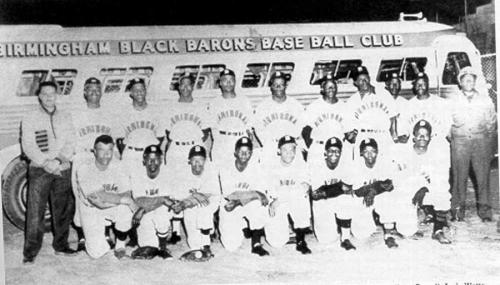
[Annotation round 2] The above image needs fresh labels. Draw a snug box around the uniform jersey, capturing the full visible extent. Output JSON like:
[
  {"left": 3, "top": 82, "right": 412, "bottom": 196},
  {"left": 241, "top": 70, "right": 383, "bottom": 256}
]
[
  {"left": 76, "top": 161, "right": 129, "bottom": 197},
  {"left": 130, "top": 169, "right": 170, "bottom": 198},
  {"left": 163, "top": 100, "right": 210, "bottom": 143},
  {"left": 167, "top": 163, "right": 220, "bottom": 200},
  {"left": 219, "top": 158, "right": 265, "bottom": 197},
  {"left": 254, "top": 96, "right": 305, "bottom": 145},
  {"left": 400, "top": 95, "right": 452, "bottom": 140},
  {"left": 265, "top": 156, "right": 310, "bottom": 199},
  {"left": 309, "top": 157, "right": 352, "bottom": 191},
  {"left": 346, "top": 90, "right": 397, "bottom": 133},
  {"left": 209, "top": 95, "right": 254, "bottom": 136},
  {"left": 72, "top": 107, "right": 115, "bottom": 153},
  {"left": 350, "top": 156, "right": 395, "bottom": 189},
  {"left": 304, "top": 98, "right": 354, "bottom": 141},
  {"left": 114, "top": 104, "right": 163, "bottom": 148}
]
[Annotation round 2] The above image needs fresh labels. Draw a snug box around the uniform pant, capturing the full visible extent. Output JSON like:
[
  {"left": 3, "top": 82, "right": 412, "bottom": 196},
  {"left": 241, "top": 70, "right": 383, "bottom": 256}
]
[
  {"left": 24, "top": 167, "right": 74, "bottom": 260},
  {"left": 374, "top": 189, "right": 418, "bottom": 236},
  {"left": 137, "top": 206, "right": 173, "bottom": 248},
  {"left": 451, "top": 135, "right": 493, "bottom": 218},
  {"left": 71, "top": 152, "right": 94, "bottom": 227},
  {"left": 219, "top": 200, "right": 268, "bottom": 251},
  {"left": 182, "top": 196, "right": 219, "bottom": 250},
  {"left": 80, "top": 204, "right": 133, "bottom": 259},
  {"left": 265, "top": 193, "right": 310, "bottom": 248}
]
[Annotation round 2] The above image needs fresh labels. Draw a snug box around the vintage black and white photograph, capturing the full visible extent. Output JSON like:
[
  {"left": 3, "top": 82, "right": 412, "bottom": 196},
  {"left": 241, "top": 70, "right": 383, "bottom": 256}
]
[{"left": 0, "top": 0, "right": 498, "bottom": 284}]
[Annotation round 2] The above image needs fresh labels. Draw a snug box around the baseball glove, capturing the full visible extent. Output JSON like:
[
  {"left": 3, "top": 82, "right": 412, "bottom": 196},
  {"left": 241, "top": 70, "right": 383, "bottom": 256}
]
[
  {"left": 311, "top": 182, "right": 345, "bottom": 201},
  {"left": 179, "top": 249, "right": 212, "bottom": 262},
  {"left": 372, "top": 179, "right": 394, "bottom": 194},
  {"left": 363, "top": 188, "right": 377, "bottom": 207}
]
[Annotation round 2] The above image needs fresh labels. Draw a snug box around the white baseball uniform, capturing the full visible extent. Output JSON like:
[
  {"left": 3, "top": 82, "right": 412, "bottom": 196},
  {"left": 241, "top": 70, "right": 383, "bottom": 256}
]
[
  {"left": 218, "top": 157, "right": 267, "bottom": 251},
  {"left": 71, "top": 107, "right": 116, "bottom": 227},
  {"left": 209, "top": 95, "right": 255, "bottom": 167},
  {"left": 304, "top": 97, "right": 355, "bottom": 165},
  {"left": 130, "top": 169, "right": 173, "bottom": 248},
  {"left": 254, "top": 96, "right": 305, "bottom": 164},
  {"left": 264, "top": 156, "right": 311, "bottom": 248},
  {"left": 75, "top": 160, "right": 132, "bottom": 258},
  {"left": 166, "top": 162, "right": 220, "bottom": 250},
  {"left": 163, "top": 100, "right": 211, "bottom": 171}
]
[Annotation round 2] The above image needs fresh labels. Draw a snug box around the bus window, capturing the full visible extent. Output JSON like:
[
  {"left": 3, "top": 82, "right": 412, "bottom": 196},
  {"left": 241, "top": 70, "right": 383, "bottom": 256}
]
[
  {"left": 51, "top": 69, "right": 77, "bottom": 95},
  {"left": 242, "top": 62, "right": 295, "bottom": 88},
  {"left": 127, "top": 66, "right": 154, "bottom": 90},
  {"left": 16, "top": 70, "right": 49, "bottom": 97},
  {"left": 377, "top": 57, "right": 427, "bottom": 82},
  {"left": 442, "top": 52, "right": 471, "bottom": 85},
  {"left": 170, "top": 64, "right": 225, "bottom": 91},
  {"left": 310, "top": 60, "right": 361, "bottom": 85},
  {"left": 100, "top": 68, "right": 126, "bottom": 94}
]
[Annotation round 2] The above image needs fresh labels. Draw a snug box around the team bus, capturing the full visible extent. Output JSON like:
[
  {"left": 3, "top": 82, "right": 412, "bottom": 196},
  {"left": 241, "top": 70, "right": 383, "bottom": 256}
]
[{"left": 0, "top": 13, "right": 489, "bottom": 230}]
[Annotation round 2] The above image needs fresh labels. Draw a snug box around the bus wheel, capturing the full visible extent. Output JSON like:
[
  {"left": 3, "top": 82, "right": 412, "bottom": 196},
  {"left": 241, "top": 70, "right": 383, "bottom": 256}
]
[{"left": 2, "top": 158, "right": 52, "bottom": 232}]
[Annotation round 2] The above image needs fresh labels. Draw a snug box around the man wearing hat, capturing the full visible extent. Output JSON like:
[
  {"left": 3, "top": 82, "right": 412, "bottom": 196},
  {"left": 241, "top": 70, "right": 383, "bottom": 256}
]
[
  {"left": 21, "top": 81, "right": 77, "bottom": 264},
  {"left": 254, "top": 71, "right": 306, "bottom": 164},
  {"left": 264, "top": 135, "right": 312, "bottom": 254},
  {"left": 450, "top": 66, "right": 496, "bottom": 222},
  {"left": 168, "top": 145, "right": 220, "bottom": 261},
  {"left": 128, "top": 145, "right": 177, "bottom": 259},
  {"left": 394, "top": 120, "right": 452, "bottom": 243},
  {"left": 386, "top": 73, "right": 410, "bottom": 144},
  {"left": 114, "top": 78, "right": 164, "bottom": 175},
  {"left": 303, "top": 73, "right": 356, "bottom": 165},
  {"left": 309, "top": 136, "right": 363, "bottom": 250},
  {"left": 71, "top": 77, "right": 116, "bottom": 252},
  {"left": 209, "top": 69, "right": 257, "bottom": 167},
  {"left": 346, "top": 66, "right": 398, "bottom": 160},
  {"left": 218, "top": 137, "right": 270, "bottom": 256}
]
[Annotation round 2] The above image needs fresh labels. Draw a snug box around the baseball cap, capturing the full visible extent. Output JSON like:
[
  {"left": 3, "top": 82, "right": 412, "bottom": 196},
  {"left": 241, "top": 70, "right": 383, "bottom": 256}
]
[
  {"left": 37, "top": 81, "right": 59, "bottom": 95},
  {"left": 360, "top": 138, "right": 378, "bottom": 152},
  {"left": 143, "top": 144, "right": 163, "bottom": 158},
  {"left": 278, "top": 135, "right": 296, "bottom": 149},
  {"left": 325, "top": 137, "right": 342, "bottom": 151},
  {"left": 320, "top": 73, "right": 336, "bottom": 85},
  {"left": 353, "top": 66, "right": 369, "bottom": 81},
  {"left": 178, "top": 72, "right": 194, "bottom": 83},
  {"left": 269, "top": 71, "right": 290, "bottom": 85},
  {"left": 126, "top": 77, "right": 146, "bottom": 91},
  {"left": 388, "top": 73, "right": 401, "bottom": 82},
  {"left": 235, "top": 136, "right": 253, "bottom": 151},
  {"left": 457, "top": 66, "right": 479, "bottom": 81},
  {"left": 412, "top": 72, "right": 429, "bottom": 84},
  {"left": 413, "top": 120, "right": 432, "bottom": 136},
  {"left": 188, "top": 145, "right": 207, "bottom": 160},
  {"left": 219, "top": 68, "right": 235, "bottom": 78},
  {"left": 84, "top": 77, "right": 101, "bottom": 86}
]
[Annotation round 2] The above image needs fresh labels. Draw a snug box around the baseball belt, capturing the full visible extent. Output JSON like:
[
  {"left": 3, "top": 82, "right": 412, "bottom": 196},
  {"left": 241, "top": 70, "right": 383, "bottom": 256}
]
[
  {"left": 219, "top": 130, "right": 245, "bottom": 136},
  {"left": 359, "top": 129, "right": 388, "bottom": 133},
  {"left": 174, "top": 140, "right": 196, "bottom": 146},
  {"left": 127, "top": 146, "right": 145, "bottom": 151}
]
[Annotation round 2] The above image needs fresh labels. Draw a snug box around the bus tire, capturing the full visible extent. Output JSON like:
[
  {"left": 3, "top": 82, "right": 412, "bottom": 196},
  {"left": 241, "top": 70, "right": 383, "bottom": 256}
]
[{"left": 2, "top": 158, "right": 51, "bottom": 232}]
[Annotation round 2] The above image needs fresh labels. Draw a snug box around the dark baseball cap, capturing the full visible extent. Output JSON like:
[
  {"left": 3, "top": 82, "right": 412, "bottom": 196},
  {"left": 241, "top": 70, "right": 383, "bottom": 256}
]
[
  {"left": 235, "top": 136, "right": 253, "bottom": 151},
  {"left": 278, "top": 135, "right": 296, "bottom": 149},
  {"left": 353, "top": 66, "right": 369, "bottom": 81},
  {"left": 188, "top": 145, "right": 207, "bottom": 159},
  {"left": 84, "top": 77, "right": 101, "bottom": 85},
  {"left": 219, "top": 68, "right": 235, "bottom": 78},
  {"left": 412, "top": 72, "right": 429, "bottom": 85},
  {"left": 360, "top": 138, "right": 378, "bottom": 152},
  {"left": 126, "top": 77, "right": 146, "bottom": 91},
  {"left": 37, "top": 81, "right": 59, "bottom": 95},
  {"left": 320, "top": 73, "right": 336, "bottom": 85},
  {"left": 143, "top": 144, "right": 163, "bottom": 158},
  {"left": 178, "top": 72, "right": 194, "bottom": 83},
  {"left": 325, "top": 137, "right": 342, "bottom": 151},
  {"left": 269, "top": 71, "right": 290, "bottom": 85},
  {"left": 413, "top": 120, "right": 432, "bottom": 136}
]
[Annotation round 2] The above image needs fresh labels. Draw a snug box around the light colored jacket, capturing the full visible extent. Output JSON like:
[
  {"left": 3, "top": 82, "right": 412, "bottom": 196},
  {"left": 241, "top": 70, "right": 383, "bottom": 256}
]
[{"left": 451, "top": 90, "right": 497, "bottom": 138}]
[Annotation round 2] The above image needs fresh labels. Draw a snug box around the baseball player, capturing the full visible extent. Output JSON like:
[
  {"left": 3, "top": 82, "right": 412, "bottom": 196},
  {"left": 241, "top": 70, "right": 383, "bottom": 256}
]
[
  {"left": 395, "top": 120, "right": 452, "bottom": 244},
  {"left": 115, "top": 78, "right": 164, "bottom": 175},
  {"left": 219, "top": 137, "right": 270, "bottom": 256},
  {"left": 209, "top": 69, "right": 257, "bottom": 167},
  {"left": 264, "top": 136, "right": 312, "bottom": 254},
  {"left": 168, "top": 145, "right": 220, "bottom": 261},
  {"left": 398, "top": 72, "right": 452, "bottom": 147},
  {"left": 386, "top": 73, "right": 410, "bottom": 144},
  {"left": 75, "top": 135, "right": 136, "bottom": 259},
  {"left": 71, "top": 77, "right": 116, "bottom": 252},
  {"left": 254, "top": 71, "right": 306, "bottom": 164},
  {"left": 128, "top": 145, "right": 177, "bottom": 259},
  {"left": 303, "top": 74, "right": 355, "bottom": 165},
  {"left": 346, "top": 66, "right": 398, "bottom": 160}
]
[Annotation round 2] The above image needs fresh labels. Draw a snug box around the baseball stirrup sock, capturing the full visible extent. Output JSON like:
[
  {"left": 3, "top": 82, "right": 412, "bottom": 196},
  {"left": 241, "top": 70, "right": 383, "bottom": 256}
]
[
  {"left": 433, "top": 210, "right": 448, "bottom": 232},
  {"left": 251, "top": 229, "right": 265, "bottom": 247}
]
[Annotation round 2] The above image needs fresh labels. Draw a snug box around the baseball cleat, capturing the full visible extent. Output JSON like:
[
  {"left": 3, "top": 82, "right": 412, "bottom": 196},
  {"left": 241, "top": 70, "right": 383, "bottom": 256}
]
[
  {"left": 432, "top": 230, "right": 452, "bottom": 244},
  {"left": 54, "top": 247, "right": 78, "bottom": 256},
  {"left": 157, "top": 249, "right": 174, "bottom": 260},
  {"left": 22, "top": 256, "right": 35, "bottom": 264},
  {"left": 202, "top": 245, "right": 214, "bottom": 258},
  {"left": 77, "top": 239, "right": 86, "bottom": 252},
  {"left": 251, "top": 245, "right": 269, "bottom": 256},
  {"left": 296, "top": 241, "right": 312, "bottom": 255},
  {"left": 131, "top": 246, "right": 159, "bottom": 260},
  {"left": 410, "top": 231, "right": 425, "bottom": 240},
  {"left": 340, "top": 239, "right": 356, "bottom": 251},
  {"left": 167, "top": 232, "right": 181, "bottom": 245},
  {"left": 384, "top": 237, "right": 398, "bottom": 248},
  {"left": 114, "top": 248, "right": 128, "bottom": 259}
]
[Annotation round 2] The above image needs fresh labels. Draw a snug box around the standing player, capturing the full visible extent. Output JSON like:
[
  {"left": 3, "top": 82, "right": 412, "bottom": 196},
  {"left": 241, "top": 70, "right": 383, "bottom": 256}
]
[
  {"left": 71, "top": 77, "right": 115, "bottom": 252},
  {"left": 128, "top": 145, "right": 178, "bottom": 259},
  {"left": 386, "top": 73, "right": 410, "bottom": 144},
  {"left": 219, "top": 137, "right": 270, "bottom": 256},
  {"left": 169, "top": 145, "right": 220, "bottom": 261},
  {"left": 75, "top": 135, "right": 135, "bottom": 259},
  {"left": 209, "top": 69, "right": 256, "bottom": 167},
  {"left": 264, "top": 136, "right": 312, "bottom": 254},
  {"left": 303, "top": 74, "right": 355, "bottom": 165},
  {"left": 254, "top": 71, "right": 305, "bottom": 164}
]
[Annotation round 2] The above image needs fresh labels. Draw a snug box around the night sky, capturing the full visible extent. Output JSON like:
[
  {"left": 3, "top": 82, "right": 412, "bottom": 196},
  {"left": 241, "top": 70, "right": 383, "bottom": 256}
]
[{"left": 0, "top": 0, "right": 489, "bottom": 26}]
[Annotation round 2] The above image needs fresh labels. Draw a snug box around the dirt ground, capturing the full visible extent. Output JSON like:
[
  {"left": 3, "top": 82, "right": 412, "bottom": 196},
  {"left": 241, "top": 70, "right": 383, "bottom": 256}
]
[{"left": 3, "top": 169, "right": 500, "bottom": 285}]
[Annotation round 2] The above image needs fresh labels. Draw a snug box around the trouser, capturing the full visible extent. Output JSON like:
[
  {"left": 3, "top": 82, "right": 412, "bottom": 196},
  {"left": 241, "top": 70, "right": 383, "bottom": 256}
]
[
  {"left": 265, "top": 193, "right": 310, "bottom": 248},
  {"left": 71, "top": 152, "right": 94, "bottom": 227},
  {"left": 23, "top": 167, "right": 74, "bottom": 259},
  {"left": 137, "top": 206, "right": 173, "bottom": 248},
  {"left": 182, "top": 196, "right": 219, "bottom": 250},
  {"left": 80, "top": 204, "right": 133, "bottom": 259},
  {"left": 374, "top": 190, "right": 419, "bottom": 236},
  {"left": 219, "top": 200, "right": 268, "bottom": 251},
  {"left": 451, "top": 135, "right": 493, "bottom": 219}
]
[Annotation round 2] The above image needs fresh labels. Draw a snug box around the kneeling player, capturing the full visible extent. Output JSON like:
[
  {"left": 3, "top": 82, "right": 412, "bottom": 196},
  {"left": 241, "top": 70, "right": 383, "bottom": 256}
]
[
  {"left": 129, "top": 145, "right": 177, "bottom": 259},
  {"left": 265, "top": 136, "right": 312, "bottom": 254},
  {"left": 75, "top": 135, "right": 135, "bottom": 259},
  {"left": 219, "top": 137, "right": 270, "bottom": 256},
  {"left": 169, "top": 145, "right": 220, "bottom": 261}
]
